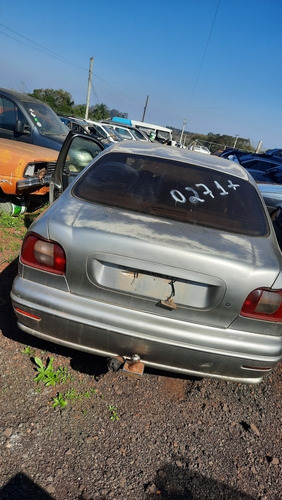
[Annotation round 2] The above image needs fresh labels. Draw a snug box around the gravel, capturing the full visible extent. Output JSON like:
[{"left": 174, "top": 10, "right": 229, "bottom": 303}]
[{"left": 0, "top": 260, "right": 281, "bottom": 500}]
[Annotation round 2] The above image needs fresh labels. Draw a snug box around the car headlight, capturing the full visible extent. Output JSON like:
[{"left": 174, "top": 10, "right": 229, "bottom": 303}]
[{"left": 24, "top": 163, "right": 36, "bottom": 177}]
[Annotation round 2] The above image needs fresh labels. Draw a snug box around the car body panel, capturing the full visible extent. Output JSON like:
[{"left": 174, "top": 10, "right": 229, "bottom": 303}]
[
  {"left": 11, "top": 276, "right": 281, "bottom": 383},
  {"left": 257, "top": 183, "right": 282, "bottom": 210},
  {"left": 43, "top": 197, "right": 277, "bottom": 326}
]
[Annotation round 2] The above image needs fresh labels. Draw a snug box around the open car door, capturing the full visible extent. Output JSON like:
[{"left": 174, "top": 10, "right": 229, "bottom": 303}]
[{"left": 49, "top": 131, "right": 105, "bottom": 203}]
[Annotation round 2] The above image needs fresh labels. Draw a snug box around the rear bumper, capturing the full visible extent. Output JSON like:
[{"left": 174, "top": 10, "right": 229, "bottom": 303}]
[{"left": 11, "top": 276, "right": 282, "bottom": 383}]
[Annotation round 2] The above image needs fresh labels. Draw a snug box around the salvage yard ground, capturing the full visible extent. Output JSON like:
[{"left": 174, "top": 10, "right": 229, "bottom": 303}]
[{"left": 0, "top": 208, "right": 281, "bottom": 499}]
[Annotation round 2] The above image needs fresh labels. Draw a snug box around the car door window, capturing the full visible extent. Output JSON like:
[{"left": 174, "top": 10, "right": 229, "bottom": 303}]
[
  {"left": 50, "top": 132, "right": 105, "bottom": 203},
  {"left": 115, "top": 127, "right": 132, "bottom": 139},
  {"left": 0, "top": 96, "right": 28, "bottom": 138},
  {"left": 64, "top": 136, "right": 103, "bottom": 173},
  {"left": 0, "top": 97, "right": 17, "bottom": 132}
]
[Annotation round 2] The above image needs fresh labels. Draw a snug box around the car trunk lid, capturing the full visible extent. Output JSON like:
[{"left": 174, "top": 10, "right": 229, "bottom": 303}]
[{"left": 48, "top": 200, "right": 280, "bottom": 329}]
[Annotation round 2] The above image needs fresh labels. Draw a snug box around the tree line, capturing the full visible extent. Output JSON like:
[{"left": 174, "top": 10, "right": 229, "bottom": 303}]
[
  {"left": 29, "top": 88, "right": 254, "bottom": 153},
  {"left": 29, "top": 88, "right": 128, "bottom": 122},
  {"left": 171, "top": 129, "right": 254, "bottom": 153}
]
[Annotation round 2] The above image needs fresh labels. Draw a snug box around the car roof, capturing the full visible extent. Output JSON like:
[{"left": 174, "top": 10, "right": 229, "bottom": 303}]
[
  {"left": 0, "top": 88, "right": 42, "bottom": 103},
  {"left": 265, "top": 148, "right": 282, "bottom": 154},
  {"left": 64, "top": 117, "right": 88, "bottom": 126},
  {"left": 102, "top": 141, "right": 250, "bottom": 180}
]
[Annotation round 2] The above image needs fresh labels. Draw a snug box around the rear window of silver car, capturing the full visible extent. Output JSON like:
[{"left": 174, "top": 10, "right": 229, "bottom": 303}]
[{"left": 73, "top": 152, "right": 268, "bottom": 236}]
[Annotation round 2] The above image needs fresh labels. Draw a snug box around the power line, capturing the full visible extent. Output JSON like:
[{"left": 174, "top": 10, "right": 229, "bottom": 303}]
[
  {"left": 0, "top": 23, "right": 146, "bottom": 111},
  {"left": 91, "top": 82, "right": 101, "bottom": 106},
  {"left": 0, "top": 23, "right": 87, "bottom": 71},
  {"left": 189, "top": 0, "right": 221, "bottom": 104}
]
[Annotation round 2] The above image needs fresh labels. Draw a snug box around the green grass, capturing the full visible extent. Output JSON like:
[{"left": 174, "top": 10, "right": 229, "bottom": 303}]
[
  {"left": 0, "top": 211, "right": 26, "bottom": 229},
  {"left": 0, "top": 205, "right": 48, "bottom": 265}
]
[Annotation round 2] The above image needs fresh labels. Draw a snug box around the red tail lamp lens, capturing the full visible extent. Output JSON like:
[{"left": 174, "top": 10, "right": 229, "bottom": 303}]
[
  {"left": 241, "top": 288, "right": 282, "bottom": 322},
  {"left": 15, "top": 307, "right": 41, "bottom": 320},
  {"left": 21, "top": 233, "right": 66, "bottom": 275}
]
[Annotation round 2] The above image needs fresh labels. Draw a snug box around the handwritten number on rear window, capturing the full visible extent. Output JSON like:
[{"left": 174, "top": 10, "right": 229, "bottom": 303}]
[{"left": 170, "top": 180, "right": 240, "bottom": 205}]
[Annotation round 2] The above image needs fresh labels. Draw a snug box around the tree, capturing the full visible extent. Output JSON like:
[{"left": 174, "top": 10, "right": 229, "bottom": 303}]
[
  {"left": 71, "top": 103, "right": 111, "bottom": 121},
  {"left": 29, "top": 89, "right": 74, "bottom": 115},
  {"left": 72, "top": 104, "right": 87, "bottom": 118},
  {"left": 110, "top": 109, "right": 128, "bottom": 119},
  {"left": 91, "top": 103, "right": 110, "bottom": 121}
]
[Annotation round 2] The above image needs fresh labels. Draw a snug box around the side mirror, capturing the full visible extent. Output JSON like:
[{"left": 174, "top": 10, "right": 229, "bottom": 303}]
[{"left": 15, "top": 119, "right": 30, "bottom": 135}]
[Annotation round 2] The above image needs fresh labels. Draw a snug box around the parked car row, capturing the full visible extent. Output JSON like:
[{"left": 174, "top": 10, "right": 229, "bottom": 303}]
[
  {"left": 101, "top": 121, "right": 149, "bottom": 142},
  {"left": 59, "top": 116, "right": 121, "bottom": 146},
  {"left": 215, "top": 148, "right": 282, "bottom": 212},
  {"left": 60, "top": 116, "right": 151, "bottom": 144}
]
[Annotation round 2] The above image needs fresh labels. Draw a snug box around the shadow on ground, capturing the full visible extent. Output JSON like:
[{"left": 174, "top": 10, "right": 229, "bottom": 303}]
[
  {"left": 0, "top": 472, "right": 54, "bottom": 500},
  {"left": 0, "top": 258, "right": 107, "bottom": 380},
  {"left": 145, "top": 457, "right": 256, "bottom": 499},
  {"left": 0, "top": 466, "right": 256, "bottom": 500}
]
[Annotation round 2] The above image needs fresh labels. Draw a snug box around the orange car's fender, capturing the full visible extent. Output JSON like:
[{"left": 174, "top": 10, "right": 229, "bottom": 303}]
[{"left": 0, "top": 140, "right": 58, "bottom": 196}]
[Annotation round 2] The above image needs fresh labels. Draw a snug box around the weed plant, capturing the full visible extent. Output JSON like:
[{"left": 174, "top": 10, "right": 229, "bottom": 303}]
[{"left": 22, "top": 350, "right": 120, "bottom": 420}]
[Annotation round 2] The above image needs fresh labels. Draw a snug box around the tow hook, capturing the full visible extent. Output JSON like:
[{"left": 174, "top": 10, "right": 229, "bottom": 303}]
[
  {"left": 123, "top": 354, "right": 144, "bottom": 377},
  {"left": 158, "top": 279, "right": 177, "bottom": 310}
]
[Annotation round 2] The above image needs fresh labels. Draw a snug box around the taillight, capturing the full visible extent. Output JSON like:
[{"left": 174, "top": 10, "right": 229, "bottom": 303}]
[
  {"left": 241, "top": 288, "right": 282, "bottom": 322},
  {"left": 20, "top": 233, "right": 66, "bottom": 275}
]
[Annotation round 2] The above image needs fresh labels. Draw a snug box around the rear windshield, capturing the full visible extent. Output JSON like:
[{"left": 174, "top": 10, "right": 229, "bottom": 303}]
[{"left": 73, "top": 152, "right": 268, "bottom": 236}]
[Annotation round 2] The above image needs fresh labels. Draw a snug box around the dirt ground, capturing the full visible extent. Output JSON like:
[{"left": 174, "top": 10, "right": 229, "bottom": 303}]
[{"left": 0, "top": 213, "right": 281, "bottom": 500}]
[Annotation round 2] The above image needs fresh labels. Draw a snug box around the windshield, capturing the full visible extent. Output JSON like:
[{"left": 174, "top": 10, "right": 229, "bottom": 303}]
[
  {"left": 103, "top": 125, "right": 120, "bottom": 141},
  {"left": 22, "top": 101, "right": 69, "bottom": 136},
  {"left": 112, "top": 126, "right": 133, "bottom": 140},
  {"left": 131, "top": 128, "right": 147, "bottom": 140},
  {"left": 73, "top": 152, "right": 268, "bottom": 237},
  {"left": 156, "top": 130, "right": 170, "bottom": 142},
  {"left": 136, "top": 125, "right": 170, "bottom": 143}
]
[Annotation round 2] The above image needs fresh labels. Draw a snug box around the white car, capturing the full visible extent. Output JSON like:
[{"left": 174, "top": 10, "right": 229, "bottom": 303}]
[
  {"left": 188, "top": 145, "right": 211, "bottom": 154},
  {"left": 102, "top": 123, "right": 149, "bottom": 142}
]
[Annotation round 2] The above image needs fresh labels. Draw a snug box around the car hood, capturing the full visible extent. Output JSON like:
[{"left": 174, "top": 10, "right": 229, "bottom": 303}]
[{"left": 0, "top": 139, "right": 59, "bottom": 161}]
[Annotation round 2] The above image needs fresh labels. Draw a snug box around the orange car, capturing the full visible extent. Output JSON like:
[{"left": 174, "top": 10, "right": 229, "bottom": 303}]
[{"left": 0, "top": 139, "right": 58, "bottom": 198}]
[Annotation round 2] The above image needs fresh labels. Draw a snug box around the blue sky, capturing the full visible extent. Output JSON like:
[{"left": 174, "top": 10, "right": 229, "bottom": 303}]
[{"left": 0, "top": 0, "right": 281, "bottom": 149}]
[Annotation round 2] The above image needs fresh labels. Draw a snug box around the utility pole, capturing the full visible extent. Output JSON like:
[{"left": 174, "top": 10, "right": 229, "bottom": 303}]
[
  {"left": 180, "top": 119, "right": 187, "bottom": 145},
  {"left": 256, "top": 140, "right": 263, "bottom": 153},
  {"left": 85, "top": 57, "right": 94, "bottom": 120},
  {"left": 142, "top": 95, "right": 149, "bottom": 122}
]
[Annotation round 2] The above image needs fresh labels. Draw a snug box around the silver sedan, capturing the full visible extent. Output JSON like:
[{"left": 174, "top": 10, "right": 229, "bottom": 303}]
[{"left": 11, "top": 136, "right": 282, "bottom": 383}]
